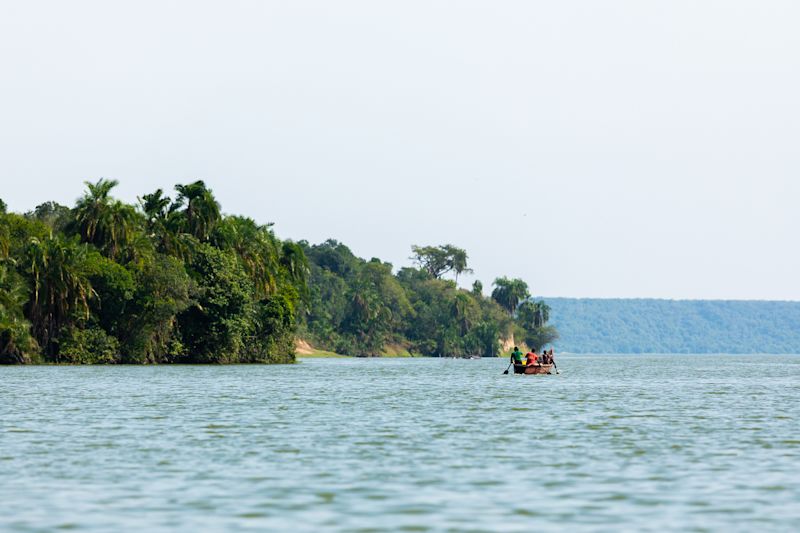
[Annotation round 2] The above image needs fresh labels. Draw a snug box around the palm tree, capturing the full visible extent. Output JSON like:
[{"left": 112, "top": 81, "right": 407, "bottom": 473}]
[
  {"left": 138, "top": 189, "right": 197, "bottom": 261},
  {"left": 280, "top": 241, "right": 310, "bottom": 294},
  {"left": 535, "top": 300, "right": 551, "bottom": 328},
  {"left": 491, "top": 277, "right": 530, "bottom": 315},
  {"left": 451, "top": 292, "right": 475, "bottom": 335},
  {"left": 0, "top": 221, "right": 9, "bottom": 260},
  {"left": 26, "top": 236, "right": 95, "bottom": 359},
  {"left": 0, "top": 263, "right": 38, "bottom": 362},
  {"left": 71, "top": 179, "right": 139, "bottom": 261},
  {"left": 174, "top": 180, "right": 221, "bottom": 242},
  {"left": 139, "top": 189, "right": 171, "bottom": 225},
  {"left": 213, "top": 216, "right": 281, "bottom": 298},
  {"left": 472, "top": 280, "right": 483, "bottom": 297},
  {"left": 71, "top": 178, "right": 117, "bottom": 243}
]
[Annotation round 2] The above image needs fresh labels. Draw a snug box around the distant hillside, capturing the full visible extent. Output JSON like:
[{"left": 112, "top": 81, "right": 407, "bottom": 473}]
[{"left": 545, "top": 298, "right": 800, "bottom": 354}]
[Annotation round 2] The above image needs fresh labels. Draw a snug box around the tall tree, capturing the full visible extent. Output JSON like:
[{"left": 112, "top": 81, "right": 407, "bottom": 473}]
[
  {"left": 213, "top": 216, "right": 281, "bottom": 298},
  {"left": 491, "top": 277, "right": 530, "bottom": 315},
  {"left": 71, "top": 178, "right": 118, "bottom": 244},
  {"left": 0, "top": 261, "right": 37, "bottom": 363},
  {"left": 472, "top": 280, "right": 483, "bottom": 296},
  {"left": 71, "top": 179, "right": 139, "bottom": 261},
  {"left": 410, "top": 244, "right": 473, "bottom": 282},
  {"left": 26, "top": 236, "right": 95, "bottom": 358},
  {"left": 174, "top": 180, "right": 221, "bottom": 242},
  {"left": 25, "top": 202, "right": 71, "bottom": 232},
  {"left": 139, "top": 189, "right": 196, "bottom": 261}
]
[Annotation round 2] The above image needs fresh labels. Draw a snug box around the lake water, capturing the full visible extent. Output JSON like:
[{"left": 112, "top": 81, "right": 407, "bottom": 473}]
[{"left": 2, "top": 355, "right": 799, "bottom": 531}]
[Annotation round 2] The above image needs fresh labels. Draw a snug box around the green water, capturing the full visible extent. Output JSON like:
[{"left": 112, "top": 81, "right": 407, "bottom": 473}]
[{"left": 2, "top": 355, "right": 799, "bottom": 531}]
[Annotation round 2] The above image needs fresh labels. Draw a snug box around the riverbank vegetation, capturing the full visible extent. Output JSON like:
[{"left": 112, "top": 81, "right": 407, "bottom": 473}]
[{"left": 0, "top": 183, "right": 555, "bottom": 363}]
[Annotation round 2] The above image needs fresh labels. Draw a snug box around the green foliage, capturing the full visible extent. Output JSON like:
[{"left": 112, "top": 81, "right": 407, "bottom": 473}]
[
  {"left": 340, "top": 260, "right": 413, "bottom": 356},
  {"left": 472, "top": 280, "right": 483, "bottom": 296},
  {"left": 1, "top": 181, "right": 554, "bottom": 363},
  {"left": 243, "top": 293, "right": 297, "bottom": 363},
  {"left": 58, "top": 326, "right": 120, "bottom": 364},
  {"left": 25, "top": 202, "right": 72, "bottom": 232},
  {"left": 177, "top": 244, "right": 254, "bottom": 363},
  {"left": 26, "top": 235, "right": 95, "bottom": 358},
  {"left": 411, "top": 244, "right": 473, "bottom": 282},
  {"left": 174, "top": 180, "right": 221, "bottom": 242},
  {"left": 0, "top": 263, "right": 38, "bottom": 363},
  {"left": 68, "top": 179, "right": 143, "bottom": 262},
  {"left": 1, "top": 181, "right": 309, "bottom": 364},
  {"left": 516, "top": 299, "right": 558, "bottom": 351},
  {"left": 122, "top": 254, "right": 192, "bottom": 363},
  {"left": 83, "top": 250, "right": 135, "bottom": 337},
  {"left": 212, "top": 216, "right": 280, "bottom": 298},
  {"left": 299, "top": 240, "right": 539, "bottom": 358},
  {"left": 491, "top": 277, "right": 530, "bottom": 314}
]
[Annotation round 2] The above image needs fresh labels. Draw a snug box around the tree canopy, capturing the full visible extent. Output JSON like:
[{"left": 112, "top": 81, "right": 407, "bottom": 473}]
[
  {"left": 0, "top": 185, "right": 555, "bottom": 363},
  {"left": 0, "top": 181, "right": 306, "bottom": 364},
  {"left": 410, "top": 244, "right": 473, "bottom": 283}
]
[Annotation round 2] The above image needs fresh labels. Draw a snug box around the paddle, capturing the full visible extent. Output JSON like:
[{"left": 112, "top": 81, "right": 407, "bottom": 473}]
[
  {"left": 552, "top": 360, "right": 560, "bottom": 374},
  {"left": 503, "top": 359, "right": 513, "bottom": 375}
]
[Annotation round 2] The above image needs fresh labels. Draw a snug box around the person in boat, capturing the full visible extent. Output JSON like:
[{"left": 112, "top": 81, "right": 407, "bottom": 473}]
[
  {"left": 510, "top": 347, "right": 524, "bottom": 366},
  {"left": 542, "top": 350, "right": 550, "bottom": 364},
  {"left": 525, "top": 349, "right": 539, "bottom": 366}
]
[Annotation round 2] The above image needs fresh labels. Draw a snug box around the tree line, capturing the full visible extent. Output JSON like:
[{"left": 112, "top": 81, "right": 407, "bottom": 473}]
[
  {"left": 297, "top": 241, "right": 557, "bottom": 357},
  {"left": 0, "top": 182, "right": 556, "bottom": 363}
]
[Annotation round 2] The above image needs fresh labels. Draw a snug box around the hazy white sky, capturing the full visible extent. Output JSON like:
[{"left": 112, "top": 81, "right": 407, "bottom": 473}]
[{"left": 1, "top": 1, "right": 799, "bottom": 299}]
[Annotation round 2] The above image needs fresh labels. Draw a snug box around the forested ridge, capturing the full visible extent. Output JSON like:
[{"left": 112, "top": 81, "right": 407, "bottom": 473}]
[
  {"left": 548, "top": 298, "right": 800, "bottom": 354},
  {"left": 0, "top": 181, "right": 555, "bottom": 364}
]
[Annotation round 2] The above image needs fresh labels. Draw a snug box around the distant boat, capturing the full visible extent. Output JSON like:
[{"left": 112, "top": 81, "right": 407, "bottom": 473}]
[{"left": 513, "top": 363, "right": 554, "bottom": 375}]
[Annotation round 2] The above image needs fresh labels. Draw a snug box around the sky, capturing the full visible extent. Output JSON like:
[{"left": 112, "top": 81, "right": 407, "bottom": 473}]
[{"left": 1, "top": 1, "right": 799, "bottom": 300}]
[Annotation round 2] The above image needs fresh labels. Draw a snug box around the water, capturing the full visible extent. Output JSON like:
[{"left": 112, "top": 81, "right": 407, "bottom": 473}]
[{"left": 1, "top": 355, "right": 799, "bottom": 532}]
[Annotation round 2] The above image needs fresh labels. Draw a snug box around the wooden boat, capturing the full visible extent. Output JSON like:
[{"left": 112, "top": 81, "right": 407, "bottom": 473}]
[{"left": 513, "top": 363, "right": 554, "bottom": 375}]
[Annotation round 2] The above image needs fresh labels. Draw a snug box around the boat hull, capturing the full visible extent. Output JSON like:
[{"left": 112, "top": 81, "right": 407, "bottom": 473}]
[{"left": 513, "top": 363, "right": 554, "bottom": 375}]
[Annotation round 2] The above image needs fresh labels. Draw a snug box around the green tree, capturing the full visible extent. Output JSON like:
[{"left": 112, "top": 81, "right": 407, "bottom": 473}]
[
  {"left": 517, "top": 299, "right": 558, "bottom": 351},
  {"left": 177, "top": 243, "right": 253, "bottom": 363},
  {"left": 26, "top": 236, "right": 95, "bottom": 359},
  {"left": 58, "top": 326, "right": 120, "bottom": 364},
  {"left": 70, "top": 179, "right": 141, "bottom": 261},
  {"left": 341, "top": 260, "right": 413, "bottom": 355},
  {"left": 410, "top": 244, "right": 473, "bottom": 282},
  {"left": 472, "top": 280, "right": 483, "bottom": 296},
  {"left": 122, "top": 254, "right": 192, "bottom": 363},
  {"left": 25, "top": 202, "right": 71, "bottom": 232},
  {"left": 244, "top": 293, "right": 297, "bottom": 363},
  {"left": 491, "top": 277, "right": 530, "bottom": 315},
  {"left": 280, "top": 241, "right": 310, "bottom": 298},
  {"left": 174, "top": 180, "right": 221, "bottom": 242},
  {"left": 213, "top": 216, "right": 281, "bottom": 298},
  {"left": 139, "top": 188, "right": 197, "bottom": 261},
  {"left": 0, "top": 262, "right": 38, "bottom": 363}
]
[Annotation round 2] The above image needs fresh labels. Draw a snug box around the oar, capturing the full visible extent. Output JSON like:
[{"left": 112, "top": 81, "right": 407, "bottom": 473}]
[
  {"left": 552, "top": 360, "right": 560, "bottom": 374},
  {"left": 503, "top": 361, "right": 513, "bottom": 375}
]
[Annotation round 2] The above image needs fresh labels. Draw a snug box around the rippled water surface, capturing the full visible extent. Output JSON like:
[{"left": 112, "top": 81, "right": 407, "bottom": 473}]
[{"left": 2, "top": 355, "right": 799, "bottom": 531}]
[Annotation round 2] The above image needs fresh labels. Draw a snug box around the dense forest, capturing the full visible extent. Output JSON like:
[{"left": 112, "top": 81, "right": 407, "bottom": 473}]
[
  {"left": 0, "top": 181, "right": 555, "bottom": 364},
  {"left": 548, "top": 298, "right": 800, "bottom": 354},
  {"left": 297, "top": 242, "right": 556, "bottom": 357}
]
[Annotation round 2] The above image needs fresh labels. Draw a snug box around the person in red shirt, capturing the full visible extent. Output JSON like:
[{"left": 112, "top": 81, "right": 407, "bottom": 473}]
[{"left": 525, "top": 350, "right": 539, "bottom": 366}]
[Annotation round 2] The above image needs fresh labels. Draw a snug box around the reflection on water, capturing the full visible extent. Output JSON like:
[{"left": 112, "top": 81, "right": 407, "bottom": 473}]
[{"left": 2, "top": 355, "right": 799, "bottom": 531}]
